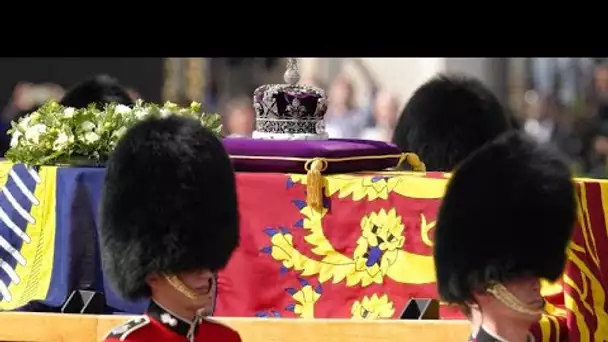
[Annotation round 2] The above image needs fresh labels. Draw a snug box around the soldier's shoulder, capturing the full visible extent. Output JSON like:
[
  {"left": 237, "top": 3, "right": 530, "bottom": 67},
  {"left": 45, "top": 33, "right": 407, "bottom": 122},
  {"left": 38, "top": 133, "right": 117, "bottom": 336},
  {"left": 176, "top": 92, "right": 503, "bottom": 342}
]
[{"left": 103, "top": 315, "right": 151, "bottom": 341}]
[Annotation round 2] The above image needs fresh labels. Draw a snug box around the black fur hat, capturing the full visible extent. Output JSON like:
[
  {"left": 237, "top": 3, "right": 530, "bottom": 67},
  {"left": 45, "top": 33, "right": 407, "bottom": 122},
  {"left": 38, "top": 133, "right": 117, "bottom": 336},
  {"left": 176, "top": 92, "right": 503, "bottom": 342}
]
[
  {"left": 392, "top": 74, "right": 513, "bottom": 172},
  {"left": 100, "top": 115, "right": 239, "bottom": 300},
  {"left": 60, "top": 74, "right": 133, "bottom": 109},
  {"left": 433, "top": 131, "right": 576, "bottom": 305}
]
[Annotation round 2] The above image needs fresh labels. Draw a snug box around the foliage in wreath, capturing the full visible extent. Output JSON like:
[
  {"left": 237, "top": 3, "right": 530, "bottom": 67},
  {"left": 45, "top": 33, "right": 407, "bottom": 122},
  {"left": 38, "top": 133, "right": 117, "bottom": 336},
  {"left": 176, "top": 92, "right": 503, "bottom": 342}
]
[{"left": 5, "top": 99, "right": 222, "bottom": 166}]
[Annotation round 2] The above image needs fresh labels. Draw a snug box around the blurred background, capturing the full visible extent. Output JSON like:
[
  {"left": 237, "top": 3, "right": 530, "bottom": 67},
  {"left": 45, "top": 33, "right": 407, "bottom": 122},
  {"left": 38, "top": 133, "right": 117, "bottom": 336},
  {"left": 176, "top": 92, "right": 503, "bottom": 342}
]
[{"left": 2, "top": 57, "right": 608, "bottom": 178}]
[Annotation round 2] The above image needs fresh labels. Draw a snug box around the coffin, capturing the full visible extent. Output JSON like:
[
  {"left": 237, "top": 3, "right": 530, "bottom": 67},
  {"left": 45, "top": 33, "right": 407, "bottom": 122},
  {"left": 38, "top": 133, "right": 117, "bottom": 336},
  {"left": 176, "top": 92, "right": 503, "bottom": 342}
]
[{"left": 0, "top": 161, "right": 604, "bottom": 341}]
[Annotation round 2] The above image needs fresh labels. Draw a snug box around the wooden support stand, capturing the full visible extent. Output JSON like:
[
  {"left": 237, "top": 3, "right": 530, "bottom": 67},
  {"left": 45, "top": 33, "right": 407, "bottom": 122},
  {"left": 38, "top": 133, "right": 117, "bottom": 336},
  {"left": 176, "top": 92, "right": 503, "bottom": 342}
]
[{"left": 0, "top": 312, "right": 470, "bottom": 342}]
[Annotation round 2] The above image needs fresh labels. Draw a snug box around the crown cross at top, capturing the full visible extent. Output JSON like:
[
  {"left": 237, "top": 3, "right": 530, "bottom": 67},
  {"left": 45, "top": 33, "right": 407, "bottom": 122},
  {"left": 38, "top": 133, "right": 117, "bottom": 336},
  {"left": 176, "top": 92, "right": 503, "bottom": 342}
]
[
  {"left": 252, "top": 57, "right": 328, "bottom": 140},
  {"left": 284, "top": 58, "right": 300, "bottom": 85}
]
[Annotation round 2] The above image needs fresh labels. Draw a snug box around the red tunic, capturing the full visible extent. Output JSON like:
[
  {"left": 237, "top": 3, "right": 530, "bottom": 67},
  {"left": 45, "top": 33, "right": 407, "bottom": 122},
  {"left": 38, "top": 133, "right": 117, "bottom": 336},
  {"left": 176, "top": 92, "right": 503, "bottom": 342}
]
[{"left": 103, "top": 301, "right": 241, "bottom": 342}]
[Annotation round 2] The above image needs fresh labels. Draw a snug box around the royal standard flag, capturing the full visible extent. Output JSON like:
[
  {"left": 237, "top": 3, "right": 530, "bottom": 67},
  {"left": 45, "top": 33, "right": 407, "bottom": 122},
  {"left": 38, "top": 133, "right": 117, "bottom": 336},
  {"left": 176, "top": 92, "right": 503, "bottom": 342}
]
[
  {"left": 214, "top": 171, "right": 608, "bottom": 342},
  {"left": 1, "top": 162, "right": 607, "bottom": 342}
]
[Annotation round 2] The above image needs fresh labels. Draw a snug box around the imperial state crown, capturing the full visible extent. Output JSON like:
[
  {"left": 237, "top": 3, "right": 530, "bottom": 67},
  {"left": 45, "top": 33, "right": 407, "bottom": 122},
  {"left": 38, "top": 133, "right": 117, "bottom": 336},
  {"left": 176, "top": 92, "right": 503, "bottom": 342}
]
[{"left": 252, "top": 58, "right": 328, "bottom": 140}]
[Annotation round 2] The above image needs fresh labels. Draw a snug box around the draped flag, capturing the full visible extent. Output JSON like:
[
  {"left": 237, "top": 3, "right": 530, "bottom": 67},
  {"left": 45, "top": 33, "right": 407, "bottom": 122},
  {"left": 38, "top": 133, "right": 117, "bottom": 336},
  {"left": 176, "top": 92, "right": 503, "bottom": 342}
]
[
  {"left": 0, "top": 162, "right": 58, "bottom": 310},
  {"left": 218, "top": 171, "right": 447, "bottom": 319},
  {"left": 0, "top": 161, "right": 107, "bottom": 311},
  {"left": 215, "top": 171, "right": 608, "bottom": 342},
  {"left": 0, "top": 162, "right": 606, "bottom": 342},
  {"left": 564, "top": 179, "right": 608, "bottom": 341}
]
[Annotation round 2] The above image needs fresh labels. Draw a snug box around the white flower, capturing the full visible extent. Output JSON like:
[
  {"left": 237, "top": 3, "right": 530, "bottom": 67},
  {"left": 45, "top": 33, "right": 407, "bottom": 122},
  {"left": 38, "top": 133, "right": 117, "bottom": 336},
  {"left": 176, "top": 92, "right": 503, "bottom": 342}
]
[
  {"left": 63, "top": 107, "right": 75, "bottom": 118},
  {"left": 5, "top": 100, "right": 220, "bottom": 166},
  {"left": 81, "top": 121, "right": 96, "bottom": 132},
  {"left": 18, "top": 115, "right": 33, "bottom": 130},
  {"left": 134, "top": 109, "right": 149, "bottom": 120},
  {"left": 83, "top": 132, "right": 100, "bottom": 144},
  {"left": 53, "top": 132, "right": 71, "bottom": 151},
  {"left": 10, "top": 131, "right": 22, "bottom": 148},
  {"left": 24, "top": 124, "right": 47, "bottom": 144},
  {"left": 112, "top": 126, "right": 127, "bottom": 139},
  {"left": 115, "top": 104, "right": 132, "bottom": 115},
  {"left": 160, "top": 108, "right": 171, "bottom": 118}
]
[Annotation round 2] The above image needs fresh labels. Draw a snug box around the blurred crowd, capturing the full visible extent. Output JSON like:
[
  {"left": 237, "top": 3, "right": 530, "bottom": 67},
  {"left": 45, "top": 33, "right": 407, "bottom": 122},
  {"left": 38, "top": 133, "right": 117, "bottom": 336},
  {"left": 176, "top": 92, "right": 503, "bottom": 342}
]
[
  {"left": 521, "top": 61, "right": 608, "bottom": 178},
  {"left": 220, "top": 60, "right": 608, "bottom": 179},
  {"left": 4, "top": 58, "right": 608, "bottom": 179}
]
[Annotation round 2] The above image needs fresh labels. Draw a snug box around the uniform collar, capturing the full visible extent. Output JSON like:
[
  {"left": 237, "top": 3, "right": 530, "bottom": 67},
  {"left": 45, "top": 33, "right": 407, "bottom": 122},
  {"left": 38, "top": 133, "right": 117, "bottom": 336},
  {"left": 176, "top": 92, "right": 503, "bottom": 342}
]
[
  {"left": 474, "top": 326, "right": 535, "bottom": 342},
  {"left": 147, "top": 300, "right": 200, "bottom": 338}
]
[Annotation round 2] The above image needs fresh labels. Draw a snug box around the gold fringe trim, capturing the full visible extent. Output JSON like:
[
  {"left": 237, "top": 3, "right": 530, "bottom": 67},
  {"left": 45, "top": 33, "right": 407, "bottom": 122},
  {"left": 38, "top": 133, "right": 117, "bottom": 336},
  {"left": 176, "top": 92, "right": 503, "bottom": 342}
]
[{"left": 229, "top": 152, "right": 425, "bottom": 210}]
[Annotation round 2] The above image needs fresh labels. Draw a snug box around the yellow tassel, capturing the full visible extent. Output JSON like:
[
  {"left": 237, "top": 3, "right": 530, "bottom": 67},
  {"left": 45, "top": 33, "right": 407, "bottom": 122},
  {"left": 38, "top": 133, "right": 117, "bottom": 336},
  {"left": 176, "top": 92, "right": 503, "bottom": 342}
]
[
  {"left": 397, "top": 153, "right": 426, "bottom": 172},
  {"left": 305, "top": 158, "right": 328, "bottom": 211}
]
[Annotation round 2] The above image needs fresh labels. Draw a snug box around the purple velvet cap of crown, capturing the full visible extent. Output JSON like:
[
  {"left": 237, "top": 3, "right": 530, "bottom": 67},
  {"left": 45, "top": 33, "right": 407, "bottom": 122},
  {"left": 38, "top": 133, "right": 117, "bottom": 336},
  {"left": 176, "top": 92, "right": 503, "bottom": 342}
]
[
  {"left": 223, "top": 137, "right": 402, "bottom": 174},
  {"left": 253, "top": 84, "right": 328, "bottom": 135}
]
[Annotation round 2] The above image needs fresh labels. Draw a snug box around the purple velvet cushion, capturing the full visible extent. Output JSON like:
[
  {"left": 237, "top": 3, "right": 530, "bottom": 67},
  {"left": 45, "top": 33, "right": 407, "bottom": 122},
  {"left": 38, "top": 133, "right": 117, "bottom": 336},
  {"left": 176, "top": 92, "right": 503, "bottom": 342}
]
[{"left": 223, "top": 137, "right": 402, "bottom": 173}]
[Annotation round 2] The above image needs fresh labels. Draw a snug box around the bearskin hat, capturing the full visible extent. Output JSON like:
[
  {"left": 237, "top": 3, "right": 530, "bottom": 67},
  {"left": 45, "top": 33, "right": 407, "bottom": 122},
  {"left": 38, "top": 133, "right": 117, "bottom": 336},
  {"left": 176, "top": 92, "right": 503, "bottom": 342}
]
[
  {"left": 392, "top": 74, "right": 513, "bottom": 172},
  {"left": 60, "top": 74, "right": 133, "bottom": 109},
  {"left": 100, "top": 115, "right": 239, "bottom": 300},
  {"left": 433, "top": 131, "right": 576, "bottom": 305}
]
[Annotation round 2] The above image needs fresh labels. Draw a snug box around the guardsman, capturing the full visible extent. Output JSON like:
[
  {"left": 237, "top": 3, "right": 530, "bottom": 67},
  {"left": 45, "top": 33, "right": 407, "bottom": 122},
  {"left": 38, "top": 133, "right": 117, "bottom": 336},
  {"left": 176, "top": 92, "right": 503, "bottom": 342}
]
[
  {"left": 60, "top": 74, "right": 133, "bottom": 108},
  {"left": 100, "top": 115, "right": 241, "bottom": 342},
  {"left": 391, "top": 74, "right": 515, "bottom": 171},
  {"left": 434, "top": 131, "right": 576, "bottom": 342}
]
